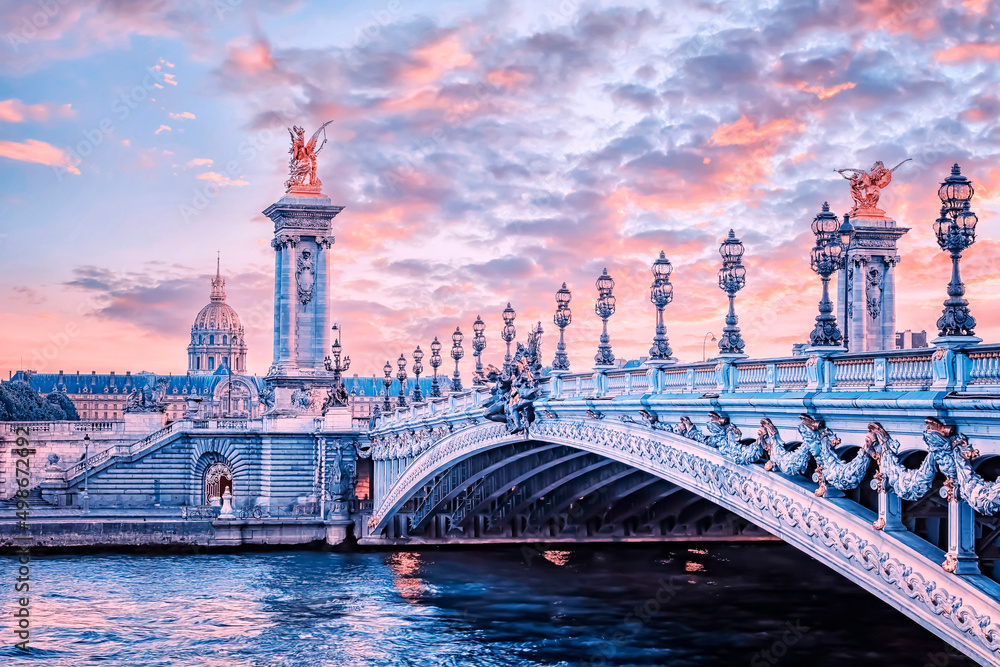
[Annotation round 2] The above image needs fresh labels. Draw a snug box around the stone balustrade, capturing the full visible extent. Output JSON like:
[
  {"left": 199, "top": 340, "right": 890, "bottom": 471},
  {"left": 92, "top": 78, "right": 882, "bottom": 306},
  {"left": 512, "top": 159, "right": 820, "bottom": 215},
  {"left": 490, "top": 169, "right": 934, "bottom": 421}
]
[{"left": 373, "top": 342, "right": 1000, "bottom": 429}]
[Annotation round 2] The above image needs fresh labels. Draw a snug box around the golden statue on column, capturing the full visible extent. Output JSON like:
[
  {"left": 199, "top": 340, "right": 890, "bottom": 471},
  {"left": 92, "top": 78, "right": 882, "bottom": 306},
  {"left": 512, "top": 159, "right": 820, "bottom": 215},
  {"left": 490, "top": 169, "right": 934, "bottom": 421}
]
[
  {"left": 285, "top": 120, "right": 334, "bottom": 195},
  {"left": 834, "top": 158, "right": 910, "bottom": 218}
]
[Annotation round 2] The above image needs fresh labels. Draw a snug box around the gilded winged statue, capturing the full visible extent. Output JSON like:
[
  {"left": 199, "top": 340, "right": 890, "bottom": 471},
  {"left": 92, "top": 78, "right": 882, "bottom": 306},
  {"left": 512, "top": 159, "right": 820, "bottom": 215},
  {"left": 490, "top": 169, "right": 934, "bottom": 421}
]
[
  {"left": 834, "top": 158, "right": 910, "bottom": 215},
  {"left": 285, "top": 120, "right": 334, "bottom": 192}
]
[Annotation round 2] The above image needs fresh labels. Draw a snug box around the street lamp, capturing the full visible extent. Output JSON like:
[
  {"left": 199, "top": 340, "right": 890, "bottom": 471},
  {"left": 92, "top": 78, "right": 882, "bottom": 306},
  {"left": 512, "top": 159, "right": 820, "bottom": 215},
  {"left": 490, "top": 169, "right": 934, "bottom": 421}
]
[
  {"left": 396, "top": 353, "right": 408, "bottom": 408},
  {"left": 501, "top": 302, "right": 516, "bottom": 373},
  {"left": 412, "top": 346, "right": 424, "bottom": 402},
  {"left": 808, "top": 202, "right": 846, "bottom": 347},
  {"left": 838, "top": 215, "right": 855, "bottom": 351},
  {"left": 324, "top": 331, "right": 351, "bottom": 385},
  {"left": 429, "top": 337, "right": 443, "bottom": 397},
  {"left": 717, "top": 230, "right": 747, "bottom": 355},
  {"left": 451, "top": 327, "right": 464, "bottom": 392},
  {"left": 472, "top": 315, "right": 487, "bottom": 384},
  {"left": 82, "top": 433, "right": 90, "bottom": 513},
  {"left": 553, "top": 283, "right": 572, "bottom": 371},
  {"left": 702, "top": 332, "right": 716, "bottom": 362},
  {"left": 934, "top": 164, "right": 979, "bottom": 337},
  {"left": 382, "top": 360, "right": 392, "bottom": 411},
  {"left": 594, "top": 268, "right": 617, "bottom": 366},
  {"left": 649, "top": 251, "right": 674, "bottom": 360}
]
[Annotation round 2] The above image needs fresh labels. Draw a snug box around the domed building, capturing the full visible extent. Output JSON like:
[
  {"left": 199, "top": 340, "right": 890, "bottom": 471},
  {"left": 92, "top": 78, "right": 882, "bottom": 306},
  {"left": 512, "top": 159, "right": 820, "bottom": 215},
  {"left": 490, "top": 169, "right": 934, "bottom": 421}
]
[{"left": 187, "top": 259, "right": 247, "bottom": 375}]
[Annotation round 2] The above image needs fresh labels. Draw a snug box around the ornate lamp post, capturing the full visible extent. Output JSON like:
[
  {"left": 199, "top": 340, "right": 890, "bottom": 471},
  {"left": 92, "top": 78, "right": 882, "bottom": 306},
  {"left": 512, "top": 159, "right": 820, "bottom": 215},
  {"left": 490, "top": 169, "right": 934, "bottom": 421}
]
[
  {"left": 717, "top": 230, "right": 747, "bottom": 355},
  {"left": 934, "top": 164, "right": 979, "bottom": 337},
  {"left": 324, "top": 334, "right": 351, "bottom": 384},
  {"left": 552, "top": 283, "right": 572, "bottom": 371},
  {"left": 501, "top": 302, "right": 516, "bottom": 372},
  {"left": 82, "top": 433, "right": 90, "bottom": 513},
  {"left": 412, "top": 346, "right": 424, "bottom": 402},
  {"left": 429, "top": 337, "right": 443, "bottom": 398},
  {"left": 808, "top": 203, "right": 846, "bottom": 347},
  {"left": 382, "top": 360, "right": 392, "bottom": 411},
  {"left": 450, "top": 327, "right": 464, "bottom": 391},
  {"left": 395, "top": 353, "right": 408, "bottom": 408},
  {"left": 649, "top": 251, "right": 674, "bottom": 360},
  {"left": 500, "top": 301, "right": 517, "bottom": 373},
  {"left": 594, "top": 268, "right": 617, "bottom": 366},
  {"left": 472, "top": 315, "right": 487, "bottom": 384}
]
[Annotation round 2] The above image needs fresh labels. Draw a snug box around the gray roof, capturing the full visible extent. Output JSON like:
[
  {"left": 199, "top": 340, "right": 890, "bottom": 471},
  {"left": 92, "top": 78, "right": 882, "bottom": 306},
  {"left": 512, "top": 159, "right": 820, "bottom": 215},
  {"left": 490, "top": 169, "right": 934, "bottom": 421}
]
[{"left": 9, "top": 371, "right": 265, "bottom": 396}]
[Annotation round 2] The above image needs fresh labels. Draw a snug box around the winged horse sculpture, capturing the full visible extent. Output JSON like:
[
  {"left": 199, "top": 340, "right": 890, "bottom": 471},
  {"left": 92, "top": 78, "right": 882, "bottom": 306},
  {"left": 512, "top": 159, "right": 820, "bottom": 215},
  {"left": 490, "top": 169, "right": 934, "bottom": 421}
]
[{"left": 285, "top": 120, "right": 334, "bottom": 193}]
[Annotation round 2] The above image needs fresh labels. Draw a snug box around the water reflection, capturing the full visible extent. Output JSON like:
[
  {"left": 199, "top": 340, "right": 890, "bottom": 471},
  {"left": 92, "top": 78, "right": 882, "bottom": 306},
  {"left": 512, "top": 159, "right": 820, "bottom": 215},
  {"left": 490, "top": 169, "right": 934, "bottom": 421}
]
[{"left": 0, "top": 545, "right": 974, "bottom": 667}]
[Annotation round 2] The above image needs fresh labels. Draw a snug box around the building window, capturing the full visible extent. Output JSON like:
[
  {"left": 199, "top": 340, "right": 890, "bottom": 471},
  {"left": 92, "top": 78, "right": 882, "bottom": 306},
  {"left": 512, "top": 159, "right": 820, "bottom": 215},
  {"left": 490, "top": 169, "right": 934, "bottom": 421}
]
[
  {"left": 104, "top": 412, "right": 108, "bottom": 418},
  {"left": 210, "top": 334, "right": 215, "bottom": 345},
  {"left": 196, "top": 358, "right": 201, "bottom": 370},
  {"left": 223, "top": 335, "right": 228, "bottom": 345},
  {"left": 208, "top": 357, "right": 215, "bottom": 370}
]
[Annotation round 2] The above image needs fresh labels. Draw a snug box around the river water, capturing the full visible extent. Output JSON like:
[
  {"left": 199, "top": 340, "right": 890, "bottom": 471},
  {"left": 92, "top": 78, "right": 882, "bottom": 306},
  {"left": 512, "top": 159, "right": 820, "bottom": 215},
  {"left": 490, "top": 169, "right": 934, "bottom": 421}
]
[{"left": 1, "top": 544, "right": 972, "bottom": 666}]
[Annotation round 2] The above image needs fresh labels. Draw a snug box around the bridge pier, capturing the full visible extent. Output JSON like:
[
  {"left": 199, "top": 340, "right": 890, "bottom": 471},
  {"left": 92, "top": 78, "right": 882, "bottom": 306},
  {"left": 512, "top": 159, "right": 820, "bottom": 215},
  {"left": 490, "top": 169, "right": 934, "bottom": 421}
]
[
  {"left": 876, "top": 487, "right": 906, "bottom": 532},
  {"left": 946, "top": 496, "right": 980, "bottom": 575}
]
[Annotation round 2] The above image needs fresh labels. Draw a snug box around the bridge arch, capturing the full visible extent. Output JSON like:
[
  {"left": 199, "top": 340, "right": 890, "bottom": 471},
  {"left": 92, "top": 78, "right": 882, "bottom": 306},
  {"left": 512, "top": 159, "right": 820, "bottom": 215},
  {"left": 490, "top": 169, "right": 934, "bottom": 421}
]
[{"left": 371, "top": 417, "right": 1000, "bottom": 665}]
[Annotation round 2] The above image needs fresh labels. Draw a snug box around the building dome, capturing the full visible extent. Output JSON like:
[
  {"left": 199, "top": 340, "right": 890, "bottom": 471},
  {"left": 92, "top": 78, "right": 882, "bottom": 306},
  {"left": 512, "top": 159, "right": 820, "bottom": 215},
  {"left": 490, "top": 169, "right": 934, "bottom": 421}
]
[{"left": 187, "top": 258, "right": 248, "bottom": 375}]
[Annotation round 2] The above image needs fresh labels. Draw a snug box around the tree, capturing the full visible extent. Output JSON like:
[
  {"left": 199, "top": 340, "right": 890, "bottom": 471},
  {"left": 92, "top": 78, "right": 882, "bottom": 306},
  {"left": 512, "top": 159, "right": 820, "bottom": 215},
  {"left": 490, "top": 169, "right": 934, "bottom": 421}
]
[{"left": 0, "top": 381, "right": 80, "bottom": 421}]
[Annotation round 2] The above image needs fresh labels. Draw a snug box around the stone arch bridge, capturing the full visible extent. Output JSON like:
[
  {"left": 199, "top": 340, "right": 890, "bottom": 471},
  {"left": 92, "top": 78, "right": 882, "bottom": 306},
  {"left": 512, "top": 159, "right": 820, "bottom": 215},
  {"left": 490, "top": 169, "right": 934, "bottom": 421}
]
[{"left": 364, "top": 344, "right": 1000, "bottom": 665}]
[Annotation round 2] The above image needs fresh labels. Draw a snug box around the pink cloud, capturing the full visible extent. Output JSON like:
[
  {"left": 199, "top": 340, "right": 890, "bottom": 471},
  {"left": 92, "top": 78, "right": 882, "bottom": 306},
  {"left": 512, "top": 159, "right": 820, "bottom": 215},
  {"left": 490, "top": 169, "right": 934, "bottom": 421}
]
[
  {"left": 0, "top": 99, "right": 74, "bottom": 122},
  {"left": 0, "top": 138, "right": 79, "bottom": 173},
  {"left": 935, "top": 42, "right": 1000, "bottom": 63},
  {"left": 197, "top": 171, "right": 248, "bottom": 186}
]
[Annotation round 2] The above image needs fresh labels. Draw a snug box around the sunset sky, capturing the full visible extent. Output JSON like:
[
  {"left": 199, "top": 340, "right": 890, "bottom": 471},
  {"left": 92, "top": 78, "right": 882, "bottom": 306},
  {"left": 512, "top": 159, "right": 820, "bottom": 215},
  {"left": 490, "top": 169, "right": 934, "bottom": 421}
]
[{"left": 1, "top": 0, "right": 998, "bottom": 379}]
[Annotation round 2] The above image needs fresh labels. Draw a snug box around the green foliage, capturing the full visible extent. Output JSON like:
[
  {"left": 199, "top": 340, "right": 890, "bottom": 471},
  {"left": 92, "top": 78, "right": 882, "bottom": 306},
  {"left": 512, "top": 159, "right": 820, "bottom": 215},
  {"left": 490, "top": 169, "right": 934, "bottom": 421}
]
[{"left": 0, "top": 381, "right": 80, "bottom": 421}]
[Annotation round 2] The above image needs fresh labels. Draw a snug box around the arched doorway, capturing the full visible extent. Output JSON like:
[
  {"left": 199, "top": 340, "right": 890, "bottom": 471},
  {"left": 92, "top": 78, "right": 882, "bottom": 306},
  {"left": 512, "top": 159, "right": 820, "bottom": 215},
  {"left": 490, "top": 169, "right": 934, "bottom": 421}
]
[{"left": 204, "top": 461, "right": 234, "bottom": 505}]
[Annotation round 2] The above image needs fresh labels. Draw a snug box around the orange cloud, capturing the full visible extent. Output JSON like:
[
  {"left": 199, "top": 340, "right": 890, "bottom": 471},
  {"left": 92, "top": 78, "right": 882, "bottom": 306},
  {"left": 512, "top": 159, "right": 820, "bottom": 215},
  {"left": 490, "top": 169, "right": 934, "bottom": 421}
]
[
  {"left": 935, "top": 42, "right": 1000, "bottom": 63},
  {"left": 187, "top": 158, "right": 213, "bottom": 166},
  {"left": 0, "top": 99, "right": 74, "bottom": 123},
  {"left": 401, "top": 34, "right": 473, "bottom": 85},
  {"left": 795, "top": 81, "right": 856, "bottom": 99},
  {"left": 0, "top": 139, "right": 80, "bottom": 174},
  {"left": 709, "top": 115, "right": 802, "bottom": 147},
  {"left": 154, "top": 124, "right": 172, "bottom": 134},
  {"left": 226, "top": 38, "right": 275, "bottom": 74},
  {"left": 169, "top": 111, "right": 196, "bottom": 120},
  {"left": 197, "top": 171, "right": 248, "bottom": 186},
  {"left": 486, "top": 69, "right": 528, "bottom": 88}
]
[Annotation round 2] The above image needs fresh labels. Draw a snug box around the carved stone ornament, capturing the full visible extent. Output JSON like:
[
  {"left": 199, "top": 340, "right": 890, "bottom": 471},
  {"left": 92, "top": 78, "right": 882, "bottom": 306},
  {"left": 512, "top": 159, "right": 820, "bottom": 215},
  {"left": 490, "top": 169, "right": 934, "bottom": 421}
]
[
  {"left": 291, "top": 388, "right": 312, "bottom": 411},
  {"left": 866, "top": 264, "right": 883, "bottom": 320},
  {"left": 296, "top": 249, "right": 316, "bottom": 305}
]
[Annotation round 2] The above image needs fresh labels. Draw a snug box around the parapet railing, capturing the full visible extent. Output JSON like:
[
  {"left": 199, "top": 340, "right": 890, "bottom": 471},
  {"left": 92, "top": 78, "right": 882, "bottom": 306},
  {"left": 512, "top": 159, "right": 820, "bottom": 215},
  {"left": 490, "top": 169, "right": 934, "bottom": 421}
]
[
  {"left": 3, "top": 420, "right": 124, "bottom": 434},
  {"left": 374, "top": 342, "right": 1000, "bottom": 428}
]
